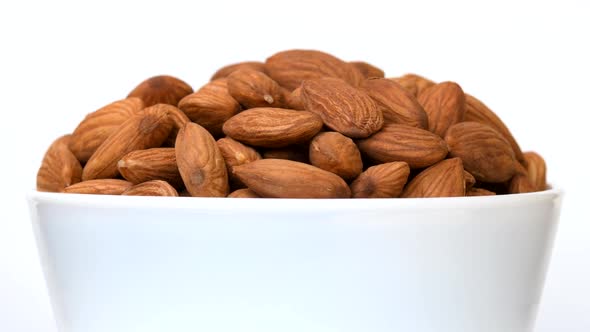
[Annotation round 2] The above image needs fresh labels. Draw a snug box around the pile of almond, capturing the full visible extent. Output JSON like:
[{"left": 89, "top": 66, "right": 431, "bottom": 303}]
[{"left": 36, "top": 50, "right": 547, "bottom": 198}]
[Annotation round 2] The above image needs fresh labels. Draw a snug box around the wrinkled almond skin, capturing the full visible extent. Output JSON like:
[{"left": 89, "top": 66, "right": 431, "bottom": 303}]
[
  {"left": 223, "top": 108, "right": 323, "bottom": 148},
  {"left": 508, "top": 163, "right": 536, "bottom": 194},
  {"left": 418, "top": 81, "right": 466, "bottom": 137},
  {"left": 265, "top": 49, "right": 364, "bottom": 90},
  {"left": 467, "top": 188, "right": 496, "bottom": 196},
  {"left": 127, "top": 75, "right": 193, "bottom": 107},
  {"left": 233, "top": 159, "right": 351, "bottom": 198},
  {"left": 464, "top": 170, "right": 476, "bottom": 191},
  {"left": 69, "top": 97, "right": 144, "bottom": 162},
  {"left": 227, "top": 188, "right": 260, "bottom": 198},
  {"left": 391, "top": 74, "right": 435, "bottom": 97},
  {"left": 285, "top": 87, "right": 305, "bottom": 110},
  {"left": 351, "top": 162, "right": 410, "bottom": 198},
  {"left": 357, "top": 124, "right": 448, "bottom": 168},
  {"left": 217, "top": 137, "right": 261, "bottom": 188},
  {"left": 63, "top": 179, "right": 132, "bottom": 195},
  {"left": 227, "top": 69, "right": 286, "bottom": 108},
  {"left": 162, "top": 104, "right": 191, "bottom": 147},
  {"left": 362, "top": 78, "right": 428, "bottom": 129},
  {"left": 464, "top": 94, "right": 524, "bottom": 161},
  {"left": 263, "top": 145, "right": 310, "bottom": 163},
  {"left": 445, "top": 121, "right": 517, "bottom": 183},
  {"left": 82, "top": 104, "right": 174, "bottom": 180},
  {"left": 523, "top": 151, "right": 547, "bottom": 191},
  {"left": 176, "top": 123, "right": 229, "bottom": 197},
  {"left": 301, "top": 77, "right": 383, "bottom": 138},
  {"left": 211, "top": 61, "right": 267, "bottom": 81},
  {"left": 402, "top": 158, "right": 465, "bottom": 198},
  {"left": 178, "top": 79, "right": 241, "bottom": 137},
  {"left": 122, "top": 180, "right": 179, "bottom": 197},
  {"left": 309, "top": 132, "right": 363, "bottom": 180},
  {"left": 117, "top": 148, "right": 182, "bottom": 187},
  {"left": 350, "top": 61, "right": 385, "bottom": 79},
  {"left": 37, "top": 135, "right": 83, "bottom": 192}
]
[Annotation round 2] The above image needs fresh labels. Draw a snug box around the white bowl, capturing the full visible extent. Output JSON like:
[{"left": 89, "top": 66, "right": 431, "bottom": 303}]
[{"left": 28, "top": 189, "right": 563, "bottom": 332}]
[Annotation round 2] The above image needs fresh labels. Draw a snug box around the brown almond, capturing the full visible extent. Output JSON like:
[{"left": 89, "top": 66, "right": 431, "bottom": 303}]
[
  {"left": 118, "top": 148, "right": 182, "bottom": 187},
  {"left": 263, "top": 145, "right": 310, "bottom": 163},
  {"left": 508, "top": 163, "right": 536, "bottom": 194},
  {"left": 402, "top": 158, "right": 465, "bottom": 198},
  {"left": 309, "top": 132, "right": 363, "bottom": 180},
  {"left": 37, "top": 135, "right": 83, "bottom": 192},
  {"left": 178, "top": 78, "right": 241, "bottom": 137},
  {"left": 467, "top": 188, "right": 496, "bottom": 196},
  {"left": 228, "top": 188, "right": 261, "bottom": 198},
  {"left": 301, "top": 77, "right": 383, "bottom": 138},
  {"left": 418, "top": 81, "right": 466, "bottom": 137},
  {"left": 217, "top": 137, "right": 261, "bottom": 188},
  {"left": 122, "top": 180, "right": 179, "bottom": 197},
  {"left": 63, "top": 179, "right": 133, "bottom": 195},
  {"left": 362, "top": 78, "right": 428, "bottom": 129},
  {"left": 82, "top": 104, "right": 173, "bottom": 180},
  {"left": 162, "top": 105, "right": 191, "bottom": 147},
  {"left": 523, "top": 151, "right": 547, "bottom": 191},
  {"left": 127, "top": 75, "right": 193, "bottom": 107},
  {"left": 265, "top": 49, "right": 364, "bottom": 90},
  {"left": 211, "top": 61, "right": 266, "bottom": 81},
  {"left": 351, "top": 162, "right": 410, "bottom": 198},
  {"left": 350, "top": 61, "right": 385, "bottom": 79},
  {"left": 176, "top": 122, "right": 229, "bottom": 197},
  {"left": 233, "top": 159, "right": 351, "bottom": 198},
  {"left": 464, "top": 170, "right": 476, "bottom": 191},
  {"left": 445, "top": 121, "right": 517, "bottom": 183},
  {"left": 69, "top": 97, "right": 144, "bottom": 162},
  {"left": 222, "top": 108, "right": 323, "bottom": 148},
  {"left": 464, "top": 94, "right": 524, "bottom": 161},
  {"left": 391, "top": 74, "right": 435, "bottom": 97},
  {"left": 285, "top": 87, "right": 305, "bottom": 110},
  {"left": 227, "top": 69, "right": 286, "bottom": 108},
  {"left": 357, "top": 124, "right": 448, "bottom": 168}
]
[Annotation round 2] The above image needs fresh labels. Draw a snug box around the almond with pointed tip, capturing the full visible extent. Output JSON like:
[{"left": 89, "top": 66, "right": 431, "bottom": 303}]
[
  {"left": 418, "top": 81, "right": 466, "bottom": 137},
  {"left": 223, "top": 107, "right": 323, "bottom": 148},
  {"left": 118, "top": 148, "right": 181, "bottom": 187},
  {"left": 63, "top": 179, "right": 133, "bottom": 195},
  {"left": 217, "top": 137, "right": 261, "bottom": 188},
  {"left": 464, "top": 170, "right": 476, "bottom": 190},
  {"left": 350, "top": 61, "right": 385, "bottom": 79},
  {"left": 301, "top": 77, "right": 383, "bottom": 138},
  {"left": 37, "top": 135, "right": 83, "bottom": 192},
  {"left": 176, "top": 122, "right": 229, "bottom": 197},
  {"left": 362, "top": 78, "right": 428, "bottom": 129},
  {"left": 233, "top": 159, "right": 351, "bottom": 198},
  {"left": 357, "top": 124, "right": 448, "bottom": 168},
  {"left": 285, "top": 87, "right": 305, "bottom": 110},
  {"left": 122, "top": 180, "right": 179, "bottom": 196},
  {"left": 227, "top": 69, "right": 286, "bottom": 108},
  {"left": 391, "top": 74, "right": 435, "bottom": 97},
  {"left": 445, "top": 121, "right": 517, "bottom": 183},
  {"left": 228, "top": 188, "right": 260, "bottom": 198},
  {"left": 82, "top": 104, "right": 173, "bottom": 180},
  {"left": 309, "top": 132, "right": 363, "bottom": 180},
  {"left": 211, "top": 61, "right": 266, "bottom": 81},
  {"left": 402, "top": 158, "right": 465, "bottom": 198},
  {"left": 69, "top": 97, "right": 144, "bottom": 162},
  {"left": 523, "top": 151, "right": 547, "bottom": 191},
  {"left": 351, "top": 162, "right": 410, "bottom": 198},
  {"left": 127, "top": 75, "right": 193, "bottom": 107},
  {"left": 508, "top": 163, "right": 536, "bottom": 194}
]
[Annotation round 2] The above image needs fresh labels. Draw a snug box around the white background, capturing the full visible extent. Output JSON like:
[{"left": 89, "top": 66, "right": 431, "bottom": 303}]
[{"left": 0, "top": 0, "right": 589, "bottom": 331}]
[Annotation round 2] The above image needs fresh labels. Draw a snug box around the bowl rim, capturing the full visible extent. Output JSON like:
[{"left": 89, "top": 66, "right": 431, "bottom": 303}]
[{"left": 27, "top": 187, "right": 563, "bottom": 212}]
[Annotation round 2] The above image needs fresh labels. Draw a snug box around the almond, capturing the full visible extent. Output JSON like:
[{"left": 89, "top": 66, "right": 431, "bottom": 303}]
[
  {"left": 122, "top": 180, "right": 179, "bottom": 197},
  {"left": 222, "top": 107, "right": 323, "bottom": 148},
  {"left": 63, "top": 179, "right": 133, "bottom": 195},
  {"left": 176, "top": 122, "right": 229, "bottom": 197},
  {"left": 402, "top": 158, "right": 465, "bottom": 198},
  {"left": 217, "top": 137, "right": 261, "bottom": 188},
  {"left": 117, "top": 148, "right": 182, "bottom": 187},
  {"left": 357, "top": 124, "right": 448, "bottom": 168},
  {"left": 362, "top": 78, "right": 428, "bottom": 129},
  {"left": 227, "top": 69, "right": 286, "bottom": 108},
  {"left": 391, "top": 74, "right": 435, "bottom": 97},
  {"left": 262, "top": 145, "right": 310, "bottom": 163},
  {"left": 445, "top": 121, "right": 517, "bottom": 183},
  {"left": 211, "top": 61, "right": 266, "bottom": 81},
  {"left": 523, "top": 151, "right": 547, "bottom": 191},
  {"left": 285, "top": 87, "right": 305, "bottom": 110},
  {"left": 301, "top": 77, "right": 383, "bottom": 138},
  {"left": 127, "top": 75, "right": 193, "bottom": 107},
  {"left": 464, "top": 170, "right": 476, "bottom": 190},
  {"left": 350, "top": 162, "right": 410, "bottom": 198},
  {"left": 464, "top": 94, "right": 524, "bottom": 161},
  {"left": 37, "top": 135, "right": 83, "bottom": 192},
  {"left": 178, "top": 78, "right": 241, "bottom": 137},
  {"left": 508, "top": 163, "right": 535, "bottom": 194},
  {"left": 265, "top": 49, "right": 364, "bottom": 90},
  {"left": 227, "top": 188, "right": 261, "bottom": 198},
  {"left": 350, "top": 61, "right": 385, "bottom": 79},
  {"left": 418, "top": 81, "right": 466, "bottom": 137},
  {"left": 467, "top": 188, "right": 496, "bottom": 196},
  {"left": 309, "top": 132, "right": 363, "bottom": 180},
  {"left": 82, "top": 104, "right": 173, "bottom": 180},
  {"left": 233, "top": 159, "right": 351, "bottom": 198},
  {"left": 69, "top": 97, "right": 144, "bottom": 162},
  {"left": 162, "top": 105, "right": 191, "bottom": 147}
]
